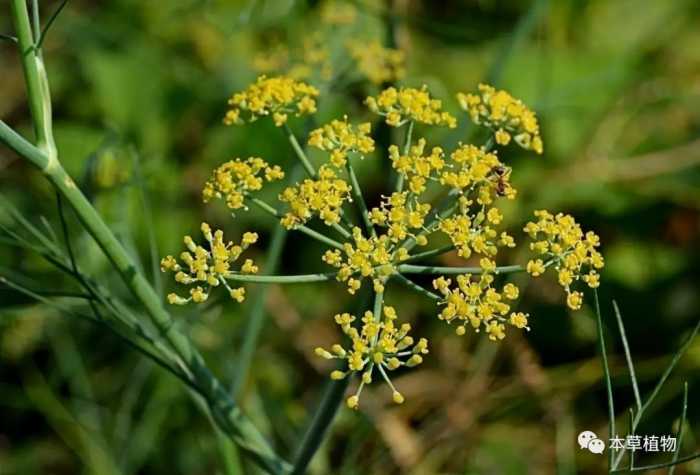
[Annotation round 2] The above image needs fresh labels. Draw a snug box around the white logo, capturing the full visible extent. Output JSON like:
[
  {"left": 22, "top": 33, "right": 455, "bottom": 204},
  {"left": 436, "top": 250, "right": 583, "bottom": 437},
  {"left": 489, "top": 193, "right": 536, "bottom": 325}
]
[{"left": 578, "top": 431, "right": 605, "bottom": 454}]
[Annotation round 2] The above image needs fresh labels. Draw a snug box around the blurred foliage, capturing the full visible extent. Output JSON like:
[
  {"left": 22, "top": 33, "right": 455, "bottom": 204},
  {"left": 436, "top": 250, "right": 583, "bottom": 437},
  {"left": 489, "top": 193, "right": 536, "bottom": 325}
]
[{"left": 1, "top": 0, "right": 699, "bottom": 474}]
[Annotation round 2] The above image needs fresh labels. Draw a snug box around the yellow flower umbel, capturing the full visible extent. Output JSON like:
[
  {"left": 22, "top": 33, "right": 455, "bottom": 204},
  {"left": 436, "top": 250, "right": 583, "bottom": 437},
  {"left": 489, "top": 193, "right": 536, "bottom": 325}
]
[
  {"left": 439, "top": 201, "right": 515, "bottom": 259},
  {"left": 457, "top": 84, "right": 543, "bottom": 154},
  {"left": 524, "top": 210, "right": 604, "bottom": 309},
  {"left": 347, "top": 39, "right": 405, "bottom": 85},
  {"left": 315, "top": 305, "right": 428, "bottom": 409},
  {"left": 224, "top": 75, "right": 319, "bottom": 127},
  {"left": 433, "top": 268, "right": 528, "bottom": 340},
  {"left": 388, "top": 138, "right": 445, "bottom": 194},
  {"left": 308, "top": 117, "right": 375, "bottom": 167},
  {"left": 202, "top": 157, "right": 284, "bottom": 211},
  {"left": 366, "top": 86, "right": 457, "bottom": 128},
  {"left": 323, "top": 227, "right": 405, "bottom": 294},
  {"left": 369, "top": 192, "right": 431, "bottom": 244},
  {"left": 161, "top": 223, "right": 259, "bottom": 305},
  {"left": 279, "top": 165, "right": 352, "bottom": 228}
]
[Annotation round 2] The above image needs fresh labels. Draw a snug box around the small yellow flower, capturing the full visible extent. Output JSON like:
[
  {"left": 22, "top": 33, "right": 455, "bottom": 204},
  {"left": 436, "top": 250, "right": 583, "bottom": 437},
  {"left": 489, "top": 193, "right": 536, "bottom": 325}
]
[
  {"left": 279, "top": 165, "right": 351, "bottom": 228},
  {"left": 324, "top": 227, "right": 403, "bottom": 294},
  {"left": 457, "top": 84, "right": 543, "bottom": 154},
  {"left": 526, "top": 259, "right": 546, "bottom": 276},
  {"left": 525, "top": 211, "right": 604, "bottom": 310},
  {"left": 366, "top": 86, "right": 457, "bottom": 128},
  {"left": 433, "top": 274, "right": 526, "bottom": 340},
  {"left": 203, "top": 157, "right": 284, "bottom": 210},
  {"left": 224, "top": 75, "right": 319, "bottom": 126},
  {"left": 389, "top": 138, "right": 445, "bottom": 194},
  {"left": 308, "top": 117, "right": 375, "bottom": 167},
  {"left": 316, "top": 305, "right": 428, "bottom": 409},
  {"left": 161, "top": 224, "right": 259, "bottom": 305},
  {"left": 495, "top": 128, "right": 511, "bottom": 145},
  {"left": 566, "top": 291, "right": 583, "bottom": 310},
  {"left": 369, "top": 191, "right": 431, "bottom": 243},
  {"left": 503, "top": 283, "right": 519, "bottom": 300}
]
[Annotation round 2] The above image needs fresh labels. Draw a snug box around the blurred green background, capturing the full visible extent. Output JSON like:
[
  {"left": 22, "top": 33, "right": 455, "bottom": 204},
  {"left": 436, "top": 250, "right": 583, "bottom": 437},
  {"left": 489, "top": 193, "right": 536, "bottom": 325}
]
[{"left": 1, "top": 0, "right": 699, "bottom": 473}]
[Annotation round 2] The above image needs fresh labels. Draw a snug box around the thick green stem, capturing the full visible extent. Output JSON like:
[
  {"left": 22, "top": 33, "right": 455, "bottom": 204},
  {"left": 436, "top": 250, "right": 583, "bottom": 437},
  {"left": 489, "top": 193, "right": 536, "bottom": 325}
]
[
  {"left": 10, "top": 0, "right": 55, "bottom": 159},
  {"left": 43, "top": 152, "right": 286, "bottom": 473},
  {"left": 2, "top": 4, "right": 288, "bottom": 466}
]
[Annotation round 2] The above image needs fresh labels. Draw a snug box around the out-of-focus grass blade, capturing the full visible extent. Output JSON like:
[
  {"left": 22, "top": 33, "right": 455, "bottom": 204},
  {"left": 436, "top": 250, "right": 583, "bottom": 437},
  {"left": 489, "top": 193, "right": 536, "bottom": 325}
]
[
  {"left": 593, "top": 289, "right": 615, "bottom": 470},
  {"left": 637, "top": 317, "right": 700, "bottom": 420},
  {"left": 613, "top": 307, "right": 700, "bottom": 470},
  {"left": 668, "top": 382, "right": 688, "bottom": 475},
  {"left": 130, "top": 146, "right": 162, "bottom": 296},
  {"left": 613, "top": 300, "right": 642, "bottom": 412},
  {"left": 22, "top": 367, "right": 121, "bottom": 475}
]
